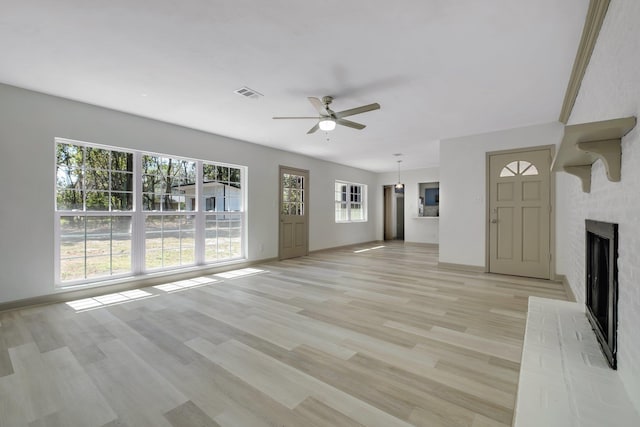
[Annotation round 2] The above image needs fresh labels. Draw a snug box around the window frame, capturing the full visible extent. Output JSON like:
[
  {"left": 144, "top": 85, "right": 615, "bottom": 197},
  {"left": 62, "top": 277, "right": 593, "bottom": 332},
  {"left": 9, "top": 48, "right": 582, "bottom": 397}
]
[
  {"left": 334, "top": 180, "right": 368, "bottom": 223},
  {"left": 54, "top": 138, "right": 247, "bottom": 287}
]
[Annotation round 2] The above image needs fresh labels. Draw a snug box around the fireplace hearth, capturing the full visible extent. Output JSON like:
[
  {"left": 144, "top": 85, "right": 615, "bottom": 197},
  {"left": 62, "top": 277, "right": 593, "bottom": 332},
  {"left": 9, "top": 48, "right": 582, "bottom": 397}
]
[{"left": 585, "top": 219, "right": 618, "bottom": 369}]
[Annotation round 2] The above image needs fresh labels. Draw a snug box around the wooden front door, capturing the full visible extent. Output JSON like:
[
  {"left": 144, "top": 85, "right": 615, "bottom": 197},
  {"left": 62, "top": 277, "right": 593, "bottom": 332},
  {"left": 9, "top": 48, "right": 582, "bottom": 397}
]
[
  {"left": 279, "top": 166, "right": 309, "bottom": 259},
  {"left": 488, "top": 148, "right": 551, "bottom": 279}
]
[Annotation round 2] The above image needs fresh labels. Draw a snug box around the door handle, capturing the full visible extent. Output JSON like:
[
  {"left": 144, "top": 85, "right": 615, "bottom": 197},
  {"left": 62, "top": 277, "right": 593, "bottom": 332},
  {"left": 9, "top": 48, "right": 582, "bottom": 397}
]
[{"left": 491, "top": 219, "right": 498, "bottom": 224}]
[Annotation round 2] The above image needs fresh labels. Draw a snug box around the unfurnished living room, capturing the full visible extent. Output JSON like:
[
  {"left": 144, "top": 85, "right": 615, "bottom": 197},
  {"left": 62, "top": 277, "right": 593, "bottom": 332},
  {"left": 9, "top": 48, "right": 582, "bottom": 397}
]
[{"left": 1, "top": 1, "right": 639, "bottom": 426}]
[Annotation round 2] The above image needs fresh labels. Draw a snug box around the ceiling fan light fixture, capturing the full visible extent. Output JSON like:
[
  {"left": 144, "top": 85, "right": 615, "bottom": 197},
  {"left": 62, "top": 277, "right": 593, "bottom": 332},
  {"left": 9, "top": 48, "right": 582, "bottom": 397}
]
[{"left": 318, "top": 118, "right": 336, "bottom": 131}]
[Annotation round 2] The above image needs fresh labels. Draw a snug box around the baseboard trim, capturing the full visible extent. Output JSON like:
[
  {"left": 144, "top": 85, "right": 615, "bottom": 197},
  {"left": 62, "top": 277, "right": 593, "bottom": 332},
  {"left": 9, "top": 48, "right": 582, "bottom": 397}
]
[
  {"left": 401, "top": 241, "right": 439, "bottom": 248},
  {"left": 0, "top": 257, "right": 278, "bottom": 313},
  {"left": 555, "top": 273, "right": 577, "bottom": 302},
  {"left": 437, "top": 262, "right": 486, "bottom": 273}
]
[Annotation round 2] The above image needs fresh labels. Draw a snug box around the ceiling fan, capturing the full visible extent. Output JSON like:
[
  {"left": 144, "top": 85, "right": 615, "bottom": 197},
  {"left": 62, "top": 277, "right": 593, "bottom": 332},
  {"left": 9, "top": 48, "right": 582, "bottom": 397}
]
[{"left": 273, "top": 96, "right": 381, "bottom": 134}]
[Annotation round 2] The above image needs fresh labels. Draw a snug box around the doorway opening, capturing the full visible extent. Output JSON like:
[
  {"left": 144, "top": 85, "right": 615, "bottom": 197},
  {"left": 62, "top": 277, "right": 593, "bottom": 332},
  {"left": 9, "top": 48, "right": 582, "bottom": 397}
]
[{"left": 383, "top": 185, "right": 404, "bottom": 241}]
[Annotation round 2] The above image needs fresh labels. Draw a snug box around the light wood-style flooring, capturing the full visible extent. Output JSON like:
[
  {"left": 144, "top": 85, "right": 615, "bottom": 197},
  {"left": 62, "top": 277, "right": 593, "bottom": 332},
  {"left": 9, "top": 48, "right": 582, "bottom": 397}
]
[{"left": 0, "top": 243, "right": 569, "bottom": 426}]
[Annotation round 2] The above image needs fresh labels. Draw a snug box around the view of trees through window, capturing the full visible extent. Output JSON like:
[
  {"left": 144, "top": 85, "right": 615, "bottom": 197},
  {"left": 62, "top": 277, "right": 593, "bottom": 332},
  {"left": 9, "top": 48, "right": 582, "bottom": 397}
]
[
  {"left": 281, "top": 173, "right": 305, "bottom": 216},
  {"left": 55, "top": 139, "right": 245, "bottom": 284}
]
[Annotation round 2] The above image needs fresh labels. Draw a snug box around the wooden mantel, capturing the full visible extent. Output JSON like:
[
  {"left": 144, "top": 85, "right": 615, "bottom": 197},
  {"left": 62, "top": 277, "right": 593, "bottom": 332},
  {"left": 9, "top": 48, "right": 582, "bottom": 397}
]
[{"left": 551, "top": 116, "right": 637, "bottom": 193}]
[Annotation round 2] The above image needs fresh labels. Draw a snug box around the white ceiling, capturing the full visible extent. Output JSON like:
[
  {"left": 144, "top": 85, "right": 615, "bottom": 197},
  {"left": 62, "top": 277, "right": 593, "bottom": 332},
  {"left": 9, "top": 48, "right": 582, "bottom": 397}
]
[{"left": 0, "top": 0, "right": 589, "bottom": 172}]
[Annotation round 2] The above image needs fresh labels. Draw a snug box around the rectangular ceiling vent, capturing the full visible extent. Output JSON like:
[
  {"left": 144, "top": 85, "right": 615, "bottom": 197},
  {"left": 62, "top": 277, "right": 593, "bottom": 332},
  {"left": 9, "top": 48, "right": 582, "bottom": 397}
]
[{"left": 234, "top": 86, "right": 263, "bottom": 99}]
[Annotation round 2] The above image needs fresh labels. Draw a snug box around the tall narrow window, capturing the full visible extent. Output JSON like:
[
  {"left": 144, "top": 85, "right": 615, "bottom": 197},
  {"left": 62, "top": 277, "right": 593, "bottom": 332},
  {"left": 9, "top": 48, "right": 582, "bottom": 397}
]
[
  {"left": 56, "top": 142, "right": 134, "bottom": 282},
  {"left": 203, "top": 163, "right": 243, "bottom": 262},
  {"left": 335, "top": 181, "right": 367, "bottom": 222},
  {"left": 142, "top": 155, "right": 196, "bottom": 270},
  {"left": 55, "top": 139, "right": 246, "bottom": 286}
]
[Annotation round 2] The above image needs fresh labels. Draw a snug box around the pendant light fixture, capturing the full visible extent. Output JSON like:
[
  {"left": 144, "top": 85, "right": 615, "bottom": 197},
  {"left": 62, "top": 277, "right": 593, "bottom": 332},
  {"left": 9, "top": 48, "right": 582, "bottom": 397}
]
[{"left": 395, "top": 159, "right": 404, "bottom": 190}]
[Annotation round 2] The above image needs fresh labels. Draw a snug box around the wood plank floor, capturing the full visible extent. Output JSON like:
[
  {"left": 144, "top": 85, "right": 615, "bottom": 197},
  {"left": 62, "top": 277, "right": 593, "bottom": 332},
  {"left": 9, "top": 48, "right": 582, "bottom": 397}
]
[{"left": 0, "top": 242, "right": 569, "bottom": 427}]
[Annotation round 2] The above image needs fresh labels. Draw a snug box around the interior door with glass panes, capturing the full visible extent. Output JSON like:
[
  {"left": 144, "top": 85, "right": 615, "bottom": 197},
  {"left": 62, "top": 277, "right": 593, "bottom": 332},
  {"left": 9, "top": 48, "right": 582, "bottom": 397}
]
[{"left": 279, "top": 166, "right": 309, "bottom": 259}]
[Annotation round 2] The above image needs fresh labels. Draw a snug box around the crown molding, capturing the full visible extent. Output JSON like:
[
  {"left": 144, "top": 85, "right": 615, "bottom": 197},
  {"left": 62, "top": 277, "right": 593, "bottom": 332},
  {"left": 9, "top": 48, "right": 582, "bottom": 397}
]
[{"left": 558, "top": 0, "right": 611, "bottom": 124}]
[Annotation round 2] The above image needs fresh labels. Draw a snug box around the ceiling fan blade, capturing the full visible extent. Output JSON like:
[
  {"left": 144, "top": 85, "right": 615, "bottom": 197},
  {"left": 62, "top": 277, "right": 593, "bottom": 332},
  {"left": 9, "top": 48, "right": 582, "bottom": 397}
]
[
  {"left": 336, "top": 118, "right": 366, "bottom": 130},
  {"left": 273, "top": 116, "right": 319, "bottom": 119},
  {"left": 335, "top": 103, "right": 380, "bottom": 119},
  {"left": 308, "top": 97, "right": 330, "bottom": 115},
  {"left": 307, "top": 123, "right": 320, "bottom": 134}
]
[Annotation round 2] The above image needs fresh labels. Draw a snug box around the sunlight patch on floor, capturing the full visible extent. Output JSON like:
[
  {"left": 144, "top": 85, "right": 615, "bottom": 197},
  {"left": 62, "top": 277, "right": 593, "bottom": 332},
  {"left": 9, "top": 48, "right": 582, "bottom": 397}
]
[
  {"left": 153, "top": 277, "right": 217, "bottom": 293},
  {"left": 213, "top": 268, "right": 266, "bottom": 279},
  {"left": 353, "top": 245, "right": 385, "bottom": 253},
  {"left": 66, "top": 289, "right": 154, "bottom": 311}
]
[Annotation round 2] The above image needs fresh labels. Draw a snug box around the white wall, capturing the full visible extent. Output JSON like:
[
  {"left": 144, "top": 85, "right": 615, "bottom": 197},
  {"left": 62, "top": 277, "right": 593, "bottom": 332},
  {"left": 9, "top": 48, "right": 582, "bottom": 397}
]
[
  {"left": 555, "top": 0, "right": 640, "bottom": 409},
  {"left": 0, "top": 83, "right": 378, "bottom": 304},
  {"left": 376, "top": 167, "right": 440, "bottom": 244},
  {"left": 439, "top": 122, "right": 564, "bottom": 267}
]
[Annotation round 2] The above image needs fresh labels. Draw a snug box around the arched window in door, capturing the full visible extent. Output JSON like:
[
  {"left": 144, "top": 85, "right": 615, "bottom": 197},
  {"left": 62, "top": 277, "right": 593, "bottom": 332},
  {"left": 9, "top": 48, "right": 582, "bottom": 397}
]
[{"left": 499, "top": 160, "right": 539, "bottom": 177}]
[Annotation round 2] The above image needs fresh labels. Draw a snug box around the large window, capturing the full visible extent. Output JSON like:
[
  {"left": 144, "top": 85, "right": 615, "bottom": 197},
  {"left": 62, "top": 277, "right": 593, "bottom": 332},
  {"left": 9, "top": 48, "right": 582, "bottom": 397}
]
[
  {"left": 56, "top": 143, "right": 134, "bottom": 281},
  {"left": 55, "top": 139, "right": 245, "bottom": 285},
  {"left": 335, "top": 181, "right": 367, "bottom": 222}
]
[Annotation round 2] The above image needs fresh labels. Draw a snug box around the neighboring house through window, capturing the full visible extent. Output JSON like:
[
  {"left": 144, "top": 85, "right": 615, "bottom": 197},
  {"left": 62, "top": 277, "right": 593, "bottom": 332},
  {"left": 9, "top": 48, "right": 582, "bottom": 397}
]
[{"left": 55, "top": 138, "right": 245, "bottom": 285}]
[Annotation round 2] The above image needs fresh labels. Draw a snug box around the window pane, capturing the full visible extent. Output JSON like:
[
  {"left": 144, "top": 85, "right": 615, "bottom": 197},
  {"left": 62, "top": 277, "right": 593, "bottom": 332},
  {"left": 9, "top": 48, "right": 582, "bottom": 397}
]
[
  {"left": 142, "top": 155, "right": 160, "bottom": 175},
  {"left": 230, "top": 168, "right": 241, "bottom": 183},
  {"left": 143, "top": 193, "right": 161, "bottom": 211},
  {"left": 230, "top": 216, "right": 242, "bottom": 258},
  {"left": 84, "top": 170, "right": 110, "bottom": 191},
  {"left": 205, "top": 214, "right": 219, "bottom": 262},
  {"left": 143, "top": 174, "right": 163, "bottom": 193},
  {"left": 111, "top": 172, "right": 133, "bottom": 192},
  {"left": 57, "top": 190, "right": 84, "bottom": 210},
  {"left": 335, "top": 202, "right": 347, "bottom": 221},
  {"left": 59, "top": 216, "right": 85, "bottom": 281},
  {"left": 59, "top": 214, "right": 131, "bottom": 282},
  {"left": 112, "top": 217, "right": 132, "bottom": 273},
  {"left": 111, "top": 151, "right": 133, "bottom": 171},
  {"left": 180, "top": 216, "right": 196, "bottom": 265},
  {"left": 110, "top": 193, "right": 133, "bottom": 211},
  {"left": 228, "top": 196, "right": 241, "bottom": 212},
  {"left": 500, "top": 168, "right": 515, "bottom": 177},
  {"left": 178, "top": 160, "right": 197, "bottom": 185},
  {"left": 56, "top": 166, "right": 82, "bottom": 189},
  {"left": 85, "top": 192, "right": 110, "bottom": 210},
  {"left": 56, "top": 143, "right": 83, "bottom": 168},
  {"left": 85, "top": 147, "right": 111, "bottom": 170},
  {"left": 144, "top": 214, "right": 195, "bottom": 270},
  {"left": 203, "top": 164, "right": 216, "bottom": 182},
  {"left": 86, "top": 255, "right": 112, "bottom": 279},
  {"left": 86, "top": 217, "right": 111, "bottom": 257},
  {"left": 217, "top": 166, "right": 229, "bottom": 182}
]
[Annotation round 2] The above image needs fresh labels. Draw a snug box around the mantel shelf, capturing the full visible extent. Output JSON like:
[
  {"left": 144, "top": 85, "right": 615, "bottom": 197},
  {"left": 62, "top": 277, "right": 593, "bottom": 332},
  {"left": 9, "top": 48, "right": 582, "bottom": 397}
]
[{"left": 551, "top": 116, "right": 636, "bottom": 192}]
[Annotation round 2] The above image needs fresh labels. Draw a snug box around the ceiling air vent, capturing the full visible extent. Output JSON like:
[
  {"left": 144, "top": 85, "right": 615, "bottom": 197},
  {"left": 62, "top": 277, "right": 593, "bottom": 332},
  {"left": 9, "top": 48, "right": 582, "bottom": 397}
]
[{"left": 234, "top": 86, "right": 263, "bottom": 99}]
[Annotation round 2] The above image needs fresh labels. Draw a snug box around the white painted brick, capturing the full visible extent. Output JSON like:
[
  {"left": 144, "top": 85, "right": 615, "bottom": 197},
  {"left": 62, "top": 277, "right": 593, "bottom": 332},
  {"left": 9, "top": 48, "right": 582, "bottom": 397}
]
[
  {"left": 556, "top": 0, "right": 640, "bottom": 411},
  {"left": 514, "top": 298, "right": 640, "bottom": 427}
]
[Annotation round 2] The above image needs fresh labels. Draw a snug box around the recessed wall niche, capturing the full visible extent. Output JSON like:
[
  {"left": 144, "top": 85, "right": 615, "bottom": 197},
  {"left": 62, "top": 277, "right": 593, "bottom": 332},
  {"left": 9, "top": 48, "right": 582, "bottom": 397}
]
[{"left": 418, "top": 182, "right": 439, "bottom": 217}]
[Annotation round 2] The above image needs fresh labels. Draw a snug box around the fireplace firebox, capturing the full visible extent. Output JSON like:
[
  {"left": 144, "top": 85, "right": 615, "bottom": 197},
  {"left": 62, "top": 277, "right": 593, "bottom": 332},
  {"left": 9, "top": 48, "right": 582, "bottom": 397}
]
[{"left": 585, "top": 219, "right": 618, "bottom": 369}]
